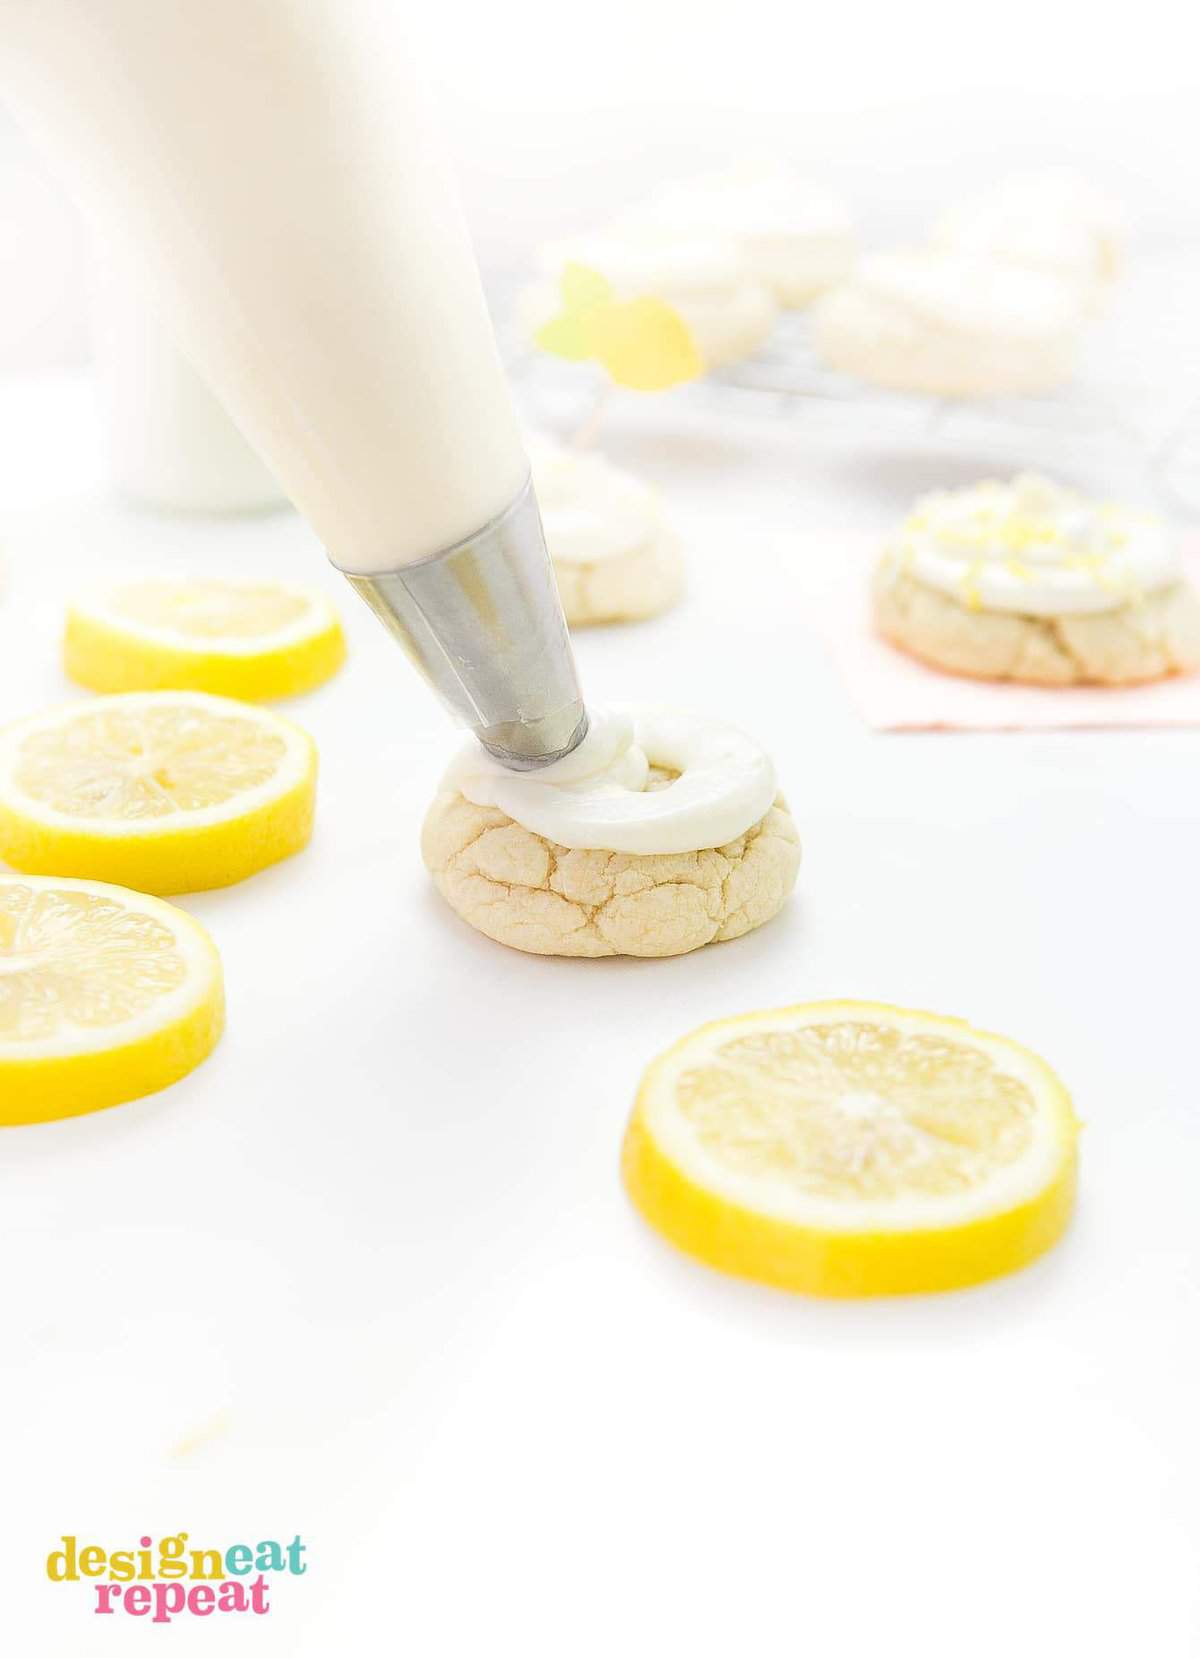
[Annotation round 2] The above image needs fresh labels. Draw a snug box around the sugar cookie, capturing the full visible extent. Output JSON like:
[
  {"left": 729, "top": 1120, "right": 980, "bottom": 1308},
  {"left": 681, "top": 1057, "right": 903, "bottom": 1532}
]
[
  {"left": 813, "top": 250, "right": 1082, "bottom": 398},
  {"left": 422, "top": 707, "right": 800, "bottom": 957},
  {"left": 528, "top": 437, "right": 683, "bottom": 626}
]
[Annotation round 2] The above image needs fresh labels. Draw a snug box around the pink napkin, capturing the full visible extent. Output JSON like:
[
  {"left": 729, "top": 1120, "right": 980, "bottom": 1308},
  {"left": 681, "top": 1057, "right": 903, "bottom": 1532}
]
[{"left": 812, "top": 533, "right": 1200, "bottom": 732}]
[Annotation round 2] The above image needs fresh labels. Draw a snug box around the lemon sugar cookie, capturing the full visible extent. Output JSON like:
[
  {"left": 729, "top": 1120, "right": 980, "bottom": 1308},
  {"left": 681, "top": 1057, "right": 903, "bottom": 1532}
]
[
  {"left": 422, "top": 707, "right": 800, "bottom": 958},
  {"left": 528, "top": 437, "right": 684, "bottom": 626},
  {"left": 0, "top": 691, "right": 317, "bottom": 893},
  {"left": 65, "top": 575, "right": 345, "bottom": 700},
  {"left": 622, "top": 1000, "right": 1079, "bottom": 1296},
  {"left": 874, "top": 474, "right": 1200, "bottom": 685},
  {"left": 935, "top": 168, "right": 1124, "bottom": 313},
  {"left": 523, "top": 232, "right": 778, "bottom": 371},
  {"left": 813, "top": 249, "right": 1082, "bottom": 398},
  {"left": 0, "top": 875, "right": 224, "bottom": 1125},
  {"left": 623, "top": 161, "right": 855, "bottom": 309}
]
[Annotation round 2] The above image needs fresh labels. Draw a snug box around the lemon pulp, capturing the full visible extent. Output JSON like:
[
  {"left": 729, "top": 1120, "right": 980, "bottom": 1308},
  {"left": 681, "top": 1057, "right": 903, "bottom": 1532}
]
[
  {"left": 113, "top": 579, "right": 311, "bottom": 637},
  {"left": 0, "top": 691, "right": 317, "bottom": 893},
  {"left": 64, "top": 577, "right": 345, "bottom": 700},
  {"left": 15, "top": 701, "right": 288, "bottom": 819},
  {"left": 677, "top": 1020, "right": 1037, "bottom": 1206},
  {"left": 0, "top": 875, "right": 224, "bottom": 1124}
]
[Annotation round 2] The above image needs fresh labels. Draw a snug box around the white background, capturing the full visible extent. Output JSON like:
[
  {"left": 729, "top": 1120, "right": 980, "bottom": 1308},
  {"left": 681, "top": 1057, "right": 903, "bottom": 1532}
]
[{"left": 1, "top": 1, "right": 1199, "bottom": 1652}]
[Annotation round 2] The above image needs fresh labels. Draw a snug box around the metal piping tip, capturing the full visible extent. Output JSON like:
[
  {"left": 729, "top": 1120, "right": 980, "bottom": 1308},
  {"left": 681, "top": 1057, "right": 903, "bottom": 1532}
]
[{"left": 342, "top": 474, "right": 588, "bottom": 770}]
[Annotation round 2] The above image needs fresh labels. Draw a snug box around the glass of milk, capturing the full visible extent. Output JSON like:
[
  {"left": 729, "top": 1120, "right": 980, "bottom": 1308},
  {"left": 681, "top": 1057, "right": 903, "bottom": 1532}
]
[{"left": 91, "top": 256, "right": 286, "bottom": 515}]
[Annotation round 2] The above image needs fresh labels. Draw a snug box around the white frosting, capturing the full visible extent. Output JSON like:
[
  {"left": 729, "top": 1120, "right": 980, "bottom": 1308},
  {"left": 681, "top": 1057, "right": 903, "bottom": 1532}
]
[
  {"left": 623, "top": 162, "right": 854, "bottom": 303},
  {"left": 543, "top": 230, "right": 751, "bottom": 300},
  {"left": 443, "top": 706, "right": 778, "bottom": 854},
  {"left": 936, "top": 169, "right": 1124, "bottom": 303},
  {"left": 849, "top": 249, "right": 1081, "bottom": 338},
  {"left": 884, "top": 474, "right": 1178, "bottom": 616},
  {"left": 526, "top": 438, "right": 658, "bottom": 566}
]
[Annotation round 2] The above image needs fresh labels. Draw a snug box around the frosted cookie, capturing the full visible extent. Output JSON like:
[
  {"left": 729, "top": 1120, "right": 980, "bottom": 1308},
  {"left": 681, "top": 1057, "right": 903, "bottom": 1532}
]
[
  {"left": 528, "top": 436, "right": 683, "bottom": 626},
  {"left": 624, "top": 161, "right": 855, "bottom": 308},
  {"left": 812, "top": 249, "right": 1082, "bottom": 397},
  {"left": 522, "top": 231, "right": 778, "bottom": 369},
  {"left": 422, "top": 707, "right": 801, "bottom": 958},
  {"left": 936, "top": 169, "right": 1124, "bottom": 312},
  {"left": 874, "top": 474, "right": 1200, "bottom": 686}
]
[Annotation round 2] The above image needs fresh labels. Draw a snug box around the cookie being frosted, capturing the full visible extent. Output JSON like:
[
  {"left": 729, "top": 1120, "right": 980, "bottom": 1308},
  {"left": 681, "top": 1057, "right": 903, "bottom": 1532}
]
[
  {"left": 422, "top": 707, "right": 801, "bottom": 958},
  {"left": 874, "top": 474, "right": 1200, "bottom": 685},
  {"left": 528, "top": 437, "right": 684, "bottom": 627},
  {"left": 813, "top": 249, "right": 1082, "bottom": 398}
]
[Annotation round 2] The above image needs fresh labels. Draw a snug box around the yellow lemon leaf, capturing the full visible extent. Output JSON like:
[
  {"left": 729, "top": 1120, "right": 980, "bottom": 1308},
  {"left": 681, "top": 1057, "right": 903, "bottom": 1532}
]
[
  {"left": 533, "top": 312, "right": 594, "bottom": 363},
  {"left": 560, "top": 261, "right": 614, "bottom": 312},
  {"left": 585, "top": 296, "right": 704, "bottom": 391}
]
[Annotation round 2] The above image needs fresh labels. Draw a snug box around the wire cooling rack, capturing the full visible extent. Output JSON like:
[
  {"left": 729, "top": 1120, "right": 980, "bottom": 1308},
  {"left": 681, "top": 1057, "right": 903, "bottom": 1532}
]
[
  {"left": 505, "top": 249, "right": 1200, "bottom": 516},
  {"left": 706, "top": 313, "right": 1199, "bottom": 511}
]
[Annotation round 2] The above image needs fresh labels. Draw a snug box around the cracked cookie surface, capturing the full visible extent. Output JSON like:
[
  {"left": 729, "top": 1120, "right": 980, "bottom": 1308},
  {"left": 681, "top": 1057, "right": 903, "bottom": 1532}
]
[
  {"left": 874, "top": 565, "right": 1200, "bottom": 686},
  {"left": 421, "top": 772, "right": 800, "bottom": 958}
]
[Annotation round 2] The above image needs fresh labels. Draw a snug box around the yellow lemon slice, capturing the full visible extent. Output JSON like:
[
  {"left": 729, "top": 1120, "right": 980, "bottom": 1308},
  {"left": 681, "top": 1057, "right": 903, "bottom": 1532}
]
[
  {"left": 0, "top": 874, "right": 224, "bottom": 1125},
  {"left": 0, "top": 691, "right": 317, "bottom": 894},
  {"left": 64, "top": 576, "right": 346, "bottom": 701},
  {"left": 622, "top": 1000, "right": 1079, "bottom": 1296}
]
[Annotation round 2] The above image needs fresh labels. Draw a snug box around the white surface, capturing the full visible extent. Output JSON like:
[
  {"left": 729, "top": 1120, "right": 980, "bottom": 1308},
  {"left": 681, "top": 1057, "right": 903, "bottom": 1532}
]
[{"left": 1, "top": 375, "right": 1198, "bottom": 1654}]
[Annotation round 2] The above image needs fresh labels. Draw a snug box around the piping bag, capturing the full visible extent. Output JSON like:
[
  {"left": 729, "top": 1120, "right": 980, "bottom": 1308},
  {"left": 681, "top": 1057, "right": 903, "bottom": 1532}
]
[{"left": 0, "top": 0, "right": 587, "bottom": 769}]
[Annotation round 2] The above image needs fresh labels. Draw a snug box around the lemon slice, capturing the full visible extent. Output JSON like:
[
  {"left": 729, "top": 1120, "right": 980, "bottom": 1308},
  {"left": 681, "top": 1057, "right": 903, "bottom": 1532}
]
[
  {"left": 0, "top": 875, "right": 223, "bottom": 1125},
  {"left": 0, "top": 691, "right": 317, "bottom": 894},
  {"left": 65, "top": 576, "right": 346, "bottom": 700},
  {"left": 622, "top": 1000, "right": 1079, "bottom": 1296}
]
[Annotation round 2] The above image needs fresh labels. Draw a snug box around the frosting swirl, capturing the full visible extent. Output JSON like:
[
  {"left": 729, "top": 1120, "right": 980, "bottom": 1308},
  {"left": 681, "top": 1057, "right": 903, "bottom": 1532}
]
[{"left": 442, "top": 706, "right": 778, "bottom": 855}]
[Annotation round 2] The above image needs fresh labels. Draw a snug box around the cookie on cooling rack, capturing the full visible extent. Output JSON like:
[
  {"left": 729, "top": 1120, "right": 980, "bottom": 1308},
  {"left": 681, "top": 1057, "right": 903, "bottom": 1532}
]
[
  {"left": 934, "top": 168, "right": 1124, "bottom": 314},
  {"left": 812, "top": 248, "right": 1083, "bottom": 398},
  {"left": 520, "top": 229, "right": 778, "bottom": 371},
  {"left": 621, "top": 161, "right": 855, "bottom": 309}
]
